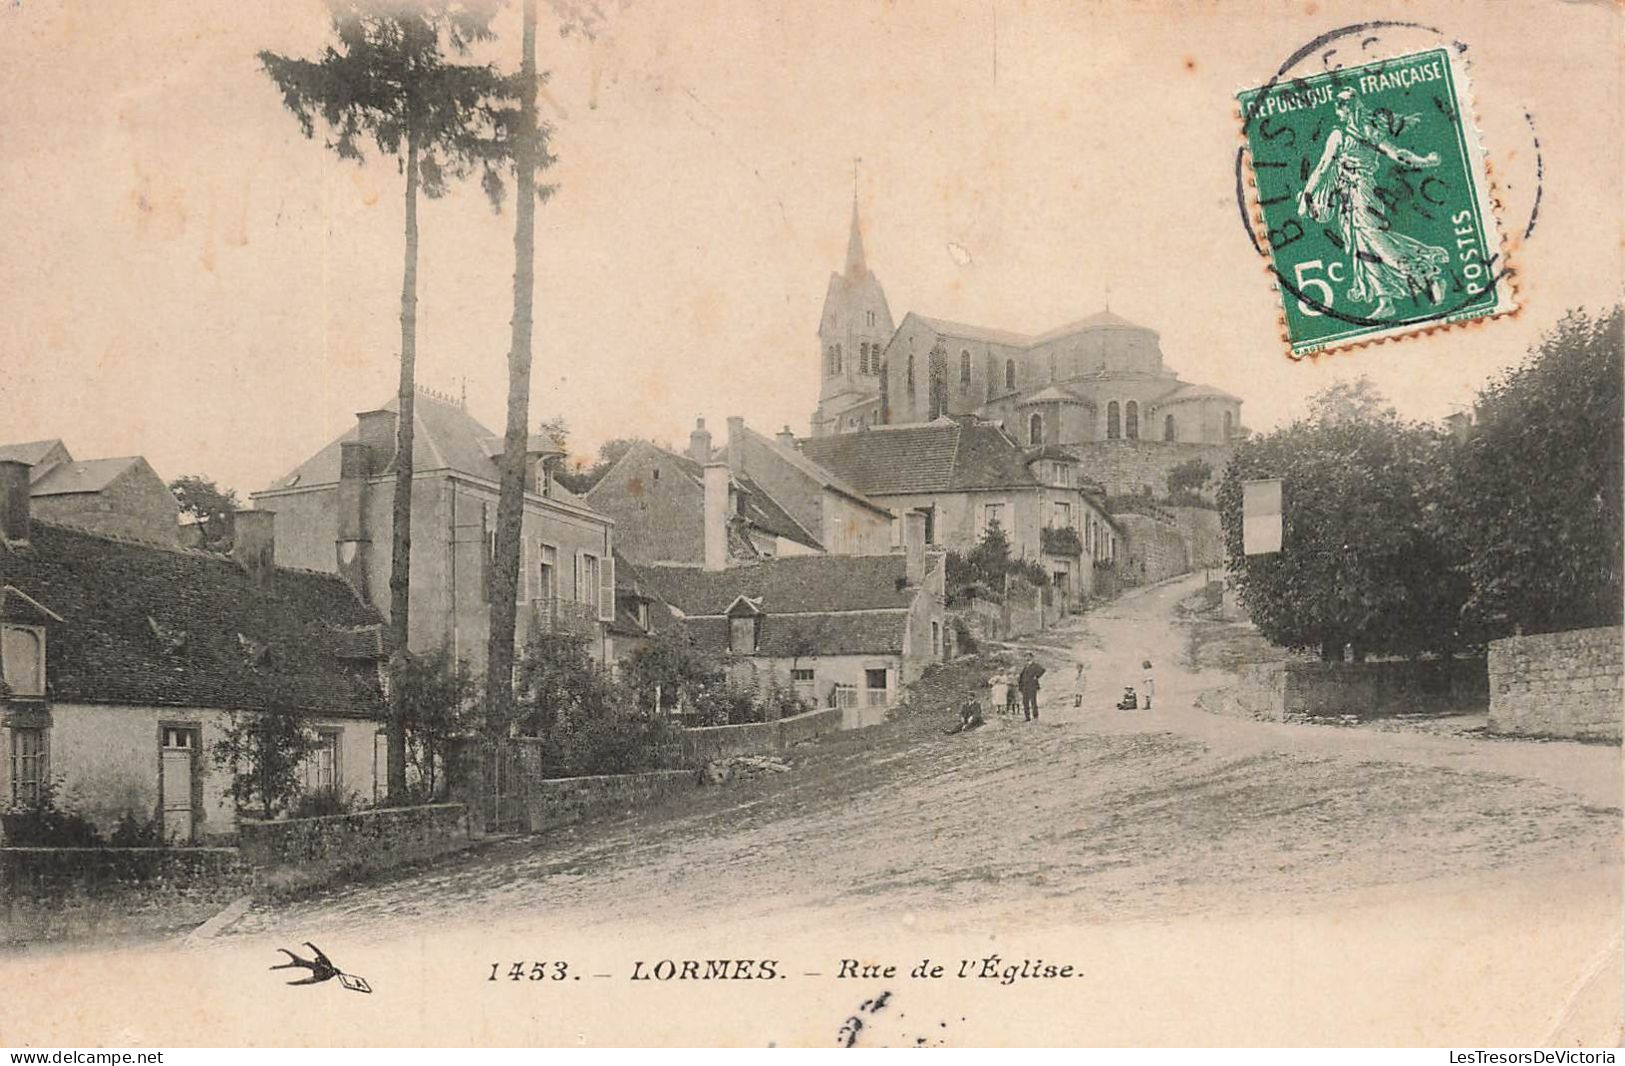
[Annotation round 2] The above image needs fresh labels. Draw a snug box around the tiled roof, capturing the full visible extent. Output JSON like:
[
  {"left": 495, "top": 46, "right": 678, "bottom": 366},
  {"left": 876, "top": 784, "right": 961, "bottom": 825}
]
[
  {"left": 29, "top": 457, "right": 142, "bottom": 496},
  {"left": 683, "top": 609, "right": 909, "bottom": 657},
  {"left": 797, "top": 420, "right": 1038, "bottom": 496},
  {"left": 1032, "top": 309, "right": 1152, "bottom": 342},
  {"left": 1153, "top": 382, "right": 1243, "bottom": 405},
  {"left": 911, "top": 308, "right": 1154, "bottom": 350},
  {"left": 638, "top": 554, "right": 916, "bottom": 617},
  {"left": 0, "top": 440, "right": 69, "bottom": 468},
  {"left": 0, "top": 522, "right": 384, "bottom": 717},
  {"left": 737, "top": 424, "right": 878, "bottom": 509}
]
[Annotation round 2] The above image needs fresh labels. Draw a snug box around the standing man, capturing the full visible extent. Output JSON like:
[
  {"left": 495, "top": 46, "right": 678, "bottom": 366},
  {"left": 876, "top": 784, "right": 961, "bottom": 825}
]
[{"left": 1017, "top": 652, "right": 1046, "bottom": 722}]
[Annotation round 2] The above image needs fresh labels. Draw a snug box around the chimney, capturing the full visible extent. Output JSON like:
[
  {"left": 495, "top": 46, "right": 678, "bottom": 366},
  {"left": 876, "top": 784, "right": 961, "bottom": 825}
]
[
  {"left": 0, "top": 460, "right": 31, "bottom": 543},
  {"left": 703, "top": 462, "right": 729, "bottom": 572},
  {"left": 336, "top": 441, "right": 372, "bottom": 598},
  {"left": 688, "top": 417, "right": 713, "bottom": 464},
  {"left": 356, "top": 409, "right": 398, "bottom": 473},
  {"left": 726, "top": 416, "right": 745, "bottom": 473},
  {"left": 901, "top": 508, "right": 927, "bottom": 587},
  {"left": 232, "top": 509, "right": 277, "bottom": 591},
  {"left": 776, "top": 425, "right": 796, "bottom": 449}
]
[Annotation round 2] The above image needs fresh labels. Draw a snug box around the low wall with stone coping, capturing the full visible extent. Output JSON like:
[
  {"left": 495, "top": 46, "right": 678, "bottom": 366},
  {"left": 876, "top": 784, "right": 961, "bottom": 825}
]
[
  {"left": 238, "top": 803, "right": 473, "bottom": 894},
  {"left": 1205, "top": 657, "right": 1487, "bottom": 722},
  {"left": 678, "top": 707, "right": 843, "bottom": 764},
  {"left": 523, "top": 769, "right": 700, "bottom": 834},
  {"left": 1488, "top": 626, "right": 1623, "bottom": 741}
]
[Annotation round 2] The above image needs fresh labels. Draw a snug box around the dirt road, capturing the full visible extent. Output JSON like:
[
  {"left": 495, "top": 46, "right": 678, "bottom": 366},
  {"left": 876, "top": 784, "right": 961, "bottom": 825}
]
[{"left": 8, "top": 573, "right": 1619, "bottom": 1046}]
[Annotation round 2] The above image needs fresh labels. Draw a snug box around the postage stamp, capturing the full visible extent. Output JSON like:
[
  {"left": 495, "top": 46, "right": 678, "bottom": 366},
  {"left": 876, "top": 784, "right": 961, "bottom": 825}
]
[{"left": 1237, "top": 46, "right": 1516, "bottom": 358}]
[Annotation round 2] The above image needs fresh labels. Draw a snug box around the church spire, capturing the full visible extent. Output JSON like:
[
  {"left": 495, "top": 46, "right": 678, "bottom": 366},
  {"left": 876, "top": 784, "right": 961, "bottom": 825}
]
[{"left": 844, "top": 191, "right": 867, "bottom": 278}]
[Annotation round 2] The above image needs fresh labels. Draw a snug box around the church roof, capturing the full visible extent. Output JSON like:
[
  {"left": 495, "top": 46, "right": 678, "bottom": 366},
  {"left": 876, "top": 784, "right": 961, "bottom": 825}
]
[
  {"left": 909, "top": 308, "right": 1156, "bottom": 350},
  {"left": 845, "top": 194, "right": 867, "bottom": 277},
  {"left": 1016, "top": 385, "right": 1093, "bottom": 406},
  {"left": 1032, "top": 309, "right": 1152, "bottom": 342},
  {"left": 1153, "top": 382, "right": 1243, "bottom": 405},
  {"left": 797, "top": 419, "right": 1038, "bottom": 496}
]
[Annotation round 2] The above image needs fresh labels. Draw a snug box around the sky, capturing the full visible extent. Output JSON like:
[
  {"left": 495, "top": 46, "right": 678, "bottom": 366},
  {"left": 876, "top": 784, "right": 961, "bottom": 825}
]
[{"left": 0, "top": 0, "right": 1619, "bottom": 499}]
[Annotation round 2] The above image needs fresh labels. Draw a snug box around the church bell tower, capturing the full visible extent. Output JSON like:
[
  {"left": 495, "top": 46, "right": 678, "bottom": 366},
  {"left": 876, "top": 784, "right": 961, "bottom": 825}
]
[{"left": 811, "top": 193, "right": 895, "bottom": 436}]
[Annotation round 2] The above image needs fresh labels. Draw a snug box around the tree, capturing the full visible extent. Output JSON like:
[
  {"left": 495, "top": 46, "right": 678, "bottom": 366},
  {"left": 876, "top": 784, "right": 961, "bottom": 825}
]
[
  {"left": 1218, "top": 384, "right": 1469, "bottom": 660},
  {"left": 486, "top": 0, "right": 562, "bottom": 744},
  {"left": 212, "top": 709, "right": 318, "bottom": 821},
  {"left": 169, "top": 474, "right": 239, "bottom": 551},
  {"left": 1436, "top": 306, "right": 1624, "bottom": 637},
  {"left": 261, "top": 1, "right": 508, "bottom": 799},
  {"left": 1165, "top": 458, "right": 1213, "bottom": 498},
  {"left": 391, "top": 644, "right": 480, "bottom": 800}
]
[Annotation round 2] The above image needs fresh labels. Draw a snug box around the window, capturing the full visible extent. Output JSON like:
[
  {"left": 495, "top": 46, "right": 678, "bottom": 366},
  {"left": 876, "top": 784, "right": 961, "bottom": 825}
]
[
  {"left": 960, "top": 349, "right": 971, "bottom": 386},
  {"left": 927, "top": 346, "right": 948, "bottom": 420},
  {"left": 1224, "top": 410, "right": 1234, "bottom": 439},
  {"left": 1053, "top": 501, "right": 1072, "bottom": 528},
  {"left": 865, "top": 668, "right": 889, "bottom": 707},
  {"left": 834, "top": 343, "right": 842, "bottom": 373},
  {"left": 1107, "top": 401, "right": 1121, "bottom": 440},
  {"left": 1029, "top": 413, "right": 1043, "bottom": 445},
  {"left": 579, "top": 553, "right": 601, "bottom": 612},
  {"left": 1005, "top": 359, "right": 1017, "bottom": 391},
  {"left": 1053, "top": 569, "right": 1068, "bottom": 588},
  {"left": 905, "top": 353, "right": 915, "bottom": 396},
  {"left": 9, "top": 727, "right": 45, "bottom": 803},
  {"left": 1126, "top": 401, "right": 1140, "bottom": 440},
  {"left": 923, "top": 505, "right": 936, "bottom": 545},
  {"left": 867, "top": 310, "right": 876, "bottom": 326},
  {"left": 791, "top": 668, "right": 815, "bottom": 702},
  {"left": 931, "top": 621, "right": 942, "bottom": 658},
  {"left": 980, "top": 503, "right": 1005, "bottom": 538},
  {"left": 1165, "top": 414, "right": 1176, "bottom": 441},
  {"left": 634, "top": 601, "right": 649, "bottom": 630},
  {"left": 730, "top": 615, "right": 759, "bottom": 654},
  {"left": 1, "top": 624, "right": 45, "bottom": 698},
  {"left": 306, "top": 730, "right": 340, "bottom": 793},
  {"left": 858, "top": 342, "right": 868, "bottom": 374}
]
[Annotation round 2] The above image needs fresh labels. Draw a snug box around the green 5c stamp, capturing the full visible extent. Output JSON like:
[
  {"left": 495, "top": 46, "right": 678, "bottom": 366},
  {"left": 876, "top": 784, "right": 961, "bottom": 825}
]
[{"left": 1237, "top": 47, "right": 1515, "bottom": 357}]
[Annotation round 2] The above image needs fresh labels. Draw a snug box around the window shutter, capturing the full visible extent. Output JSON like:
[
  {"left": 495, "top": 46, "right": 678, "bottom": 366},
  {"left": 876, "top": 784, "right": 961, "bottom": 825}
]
[{"left": 599, "top": 554, "right": 615, "bottom": 622}]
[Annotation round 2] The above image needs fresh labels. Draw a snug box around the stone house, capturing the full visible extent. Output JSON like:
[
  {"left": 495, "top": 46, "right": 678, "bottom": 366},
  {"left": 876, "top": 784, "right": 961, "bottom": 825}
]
[
  {"left": 797, "top": 418, "right": 1120, "bottom": 603},
  {"left": 0, "top": 461, "right": 386, "bottom": 841},
  {"left": 632, "top": 492, "right": 946, "bottom": 721},
  {"left": 586, "top": 416, "right": 892, "bottom": 567},
  {"left": 0, "top": 439, "right": 183, "bottom": 546},
  {"left": 252, "top": 388, "right": 617, "bottom": 667}
]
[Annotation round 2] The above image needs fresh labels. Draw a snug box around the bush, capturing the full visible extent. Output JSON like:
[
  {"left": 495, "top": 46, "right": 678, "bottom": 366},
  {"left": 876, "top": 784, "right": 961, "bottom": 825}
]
[
  {"left": 953, "top": 617, "right": 978, "bottom": 654},
  {"left": 107, "top": 810, "right": 163, "bottom": 847},
  {"left": 3, "top": 783, "right": 107, "bottom": 847}
]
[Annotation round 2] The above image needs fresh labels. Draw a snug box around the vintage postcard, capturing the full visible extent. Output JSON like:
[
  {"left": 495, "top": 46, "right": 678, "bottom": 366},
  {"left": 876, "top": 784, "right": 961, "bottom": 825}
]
[{"left": 0, "top": 0, "right": 1619, "bottom": 1051}]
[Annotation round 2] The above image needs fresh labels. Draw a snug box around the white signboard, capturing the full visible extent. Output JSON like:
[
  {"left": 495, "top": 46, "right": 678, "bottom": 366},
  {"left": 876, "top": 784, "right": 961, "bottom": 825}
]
[{"left": 1243, "top": 478, "right": 1283, "bottom": 555}]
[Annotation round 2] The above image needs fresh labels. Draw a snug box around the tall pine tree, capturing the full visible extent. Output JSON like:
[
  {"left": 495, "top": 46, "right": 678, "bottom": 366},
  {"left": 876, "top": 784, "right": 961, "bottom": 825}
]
[{"left": 260, "top": 0, "right": 508, "bottom": 799}]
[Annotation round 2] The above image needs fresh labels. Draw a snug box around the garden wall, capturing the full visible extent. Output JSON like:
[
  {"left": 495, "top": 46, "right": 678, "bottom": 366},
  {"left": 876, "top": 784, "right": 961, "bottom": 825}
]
[
  {"left": 0, "top": 846, "right": 250, "bottom": 942},
  {"left": 523, "top": 770, "right": 699, "bottom": 833},
  {"left": 679, "top": 707, "right": 843, "bottom": 764},
  {"left": 237, "top": 802, "right": 473, "bottom": 894},
  {"left": 1205, "top": 658, "right": 1488, "bottom": 721},
  {"left": 1488, "top": 626, "right": 1623, "bottom": 741}
]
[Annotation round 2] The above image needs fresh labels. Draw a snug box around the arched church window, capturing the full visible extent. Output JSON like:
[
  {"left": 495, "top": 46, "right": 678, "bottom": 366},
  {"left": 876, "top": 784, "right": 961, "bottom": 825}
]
[
  {"left": 986, "top": 356, "right": 998, "bottom": 401},
  {"left": 1107, "top": 401, "right": 1121, "bottom": 440},
  {"left": 867, "top": 310, "right": 876, "bottom": 326},
  {"left": 1125, "top": 401, "right": 1139, "bottom": 440},
  {"left": 1005, "top": 359, "right": 1016, "bottom": 392},
  {"left": 1224, "top": 410, "right": 1234, "bottom": 439},
  {"left": 860, "top": 343, "right": 871, "bottom": 374},
  {"left": 905, "top": 354, "right": 915, "bottom": 397},
  {"left": 960, "top": 350, "right": 971, "bottom": 386},
  {"left": 834, "top": 343, "right": 843, "bottom": 374},
  {"left": 927, "top": 345, "right": 949, "bottom": 420},
  {"left": 1029, "top": 413, "right": 1043, "bottom": 446},
  {"left": 1164, "top": 414, "right": 1176, "bottom": 441}
]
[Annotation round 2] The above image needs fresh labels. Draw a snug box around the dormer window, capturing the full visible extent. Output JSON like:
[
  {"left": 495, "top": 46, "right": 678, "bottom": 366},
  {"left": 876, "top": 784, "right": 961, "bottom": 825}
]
[
  {"left": 730, "top": 615, "right": 759, "bottom": 654},
  {"left": 1, "top": 624, "right": 45, "bottom": 698}
]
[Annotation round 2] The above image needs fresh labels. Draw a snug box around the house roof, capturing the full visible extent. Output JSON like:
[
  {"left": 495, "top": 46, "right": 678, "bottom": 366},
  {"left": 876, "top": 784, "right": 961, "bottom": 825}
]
[
  {"left": 0, "top": 521, "right": 385, "bottom": 717},
  {"left": 28, "top": 457, "right": 143, "bottom": 497},
  {"left": 683, "top": 609, "right": 909, "bottom": 658},
  {"left": 264, "top": 391, "right": 587, "bottom": 510},
  {"left": 797, "top": 419, "right": 1038, "bottom": 496},
  {"left": 637, "top": 554, "right": 917, "bottom": 618},
  {"left": 735, "top": 423, "right": 881, "bottom": 511},
  {"left": 0, "top": 440, "right": 69, "bottom": 468}
]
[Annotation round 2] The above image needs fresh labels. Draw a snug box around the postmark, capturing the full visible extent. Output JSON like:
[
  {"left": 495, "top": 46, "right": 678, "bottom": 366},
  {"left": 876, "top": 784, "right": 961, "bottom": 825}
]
[{"left": 1237, "top": 45, "right": 1516, "bottom": 358}]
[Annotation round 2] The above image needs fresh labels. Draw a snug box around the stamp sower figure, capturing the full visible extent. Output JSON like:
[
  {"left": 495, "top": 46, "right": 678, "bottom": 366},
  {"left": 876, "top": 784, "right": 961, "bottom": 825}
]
[
  {"left": 1017, "top": 653, "right": 1046, "bottom": 722},
  {"left": 1299, "top": 88, "right": 1448, "bottom": 321},
  {"left": 1140, "top": 659, "right": 1155, "bottom": 710}
]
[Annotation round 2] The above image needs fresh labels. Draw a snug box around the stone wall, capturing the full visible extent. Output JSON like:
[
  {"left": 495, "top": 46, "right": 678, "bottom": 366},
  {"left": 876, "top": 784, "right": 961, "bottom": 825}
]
[
  {"left": 1070, "top": 440, "right": 1232, "bottom": 498},
  {"left": 1488, "top": 626, "right": 1623, "bottom": 741},
  {"left": 523, "top": 769, "right": 699, "bottom": 834},
  {"left": 1171, "top": 506, "right": 1225, "bottom": 570},
  {"left": 238, "top": 803, "right": 473, "bottom": 893},
  {"left": 1205, "top": 658, "right": 1488, "bottom": 722},
  {"left": 679, "top": 707, "right": 843, "bottom": 764},
  {"left": 0, "top": 846, "right": 250, "bottom": 942},
  {"left": 1114, "top": 513, "right": 1190, "bottom": 586}
]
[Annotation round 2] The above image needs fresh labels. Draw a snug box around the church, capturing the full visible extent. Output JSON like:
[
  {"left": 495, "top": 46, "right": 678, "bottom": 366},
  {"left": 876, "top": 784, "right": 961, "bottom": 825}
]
[{"left": 809, "top": 198, "right": 1243, "bottom": 494}]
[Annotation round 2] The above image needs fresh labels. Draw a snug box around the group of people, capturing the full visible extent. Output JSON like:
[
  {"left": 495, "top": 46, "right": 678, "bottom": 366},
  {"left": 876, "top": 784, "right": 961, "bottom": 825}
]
[{"left": 978, "top": 654, "right": 1155, "bottom": 724}]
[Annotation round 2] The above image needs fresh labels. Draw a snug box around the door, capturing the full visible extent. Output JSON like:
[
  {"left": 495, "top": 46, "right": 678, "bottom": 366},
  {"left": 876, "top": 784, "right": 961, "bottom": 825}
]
[{"left": 161, "top": 727, "right": 197, "bottom": 843}]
